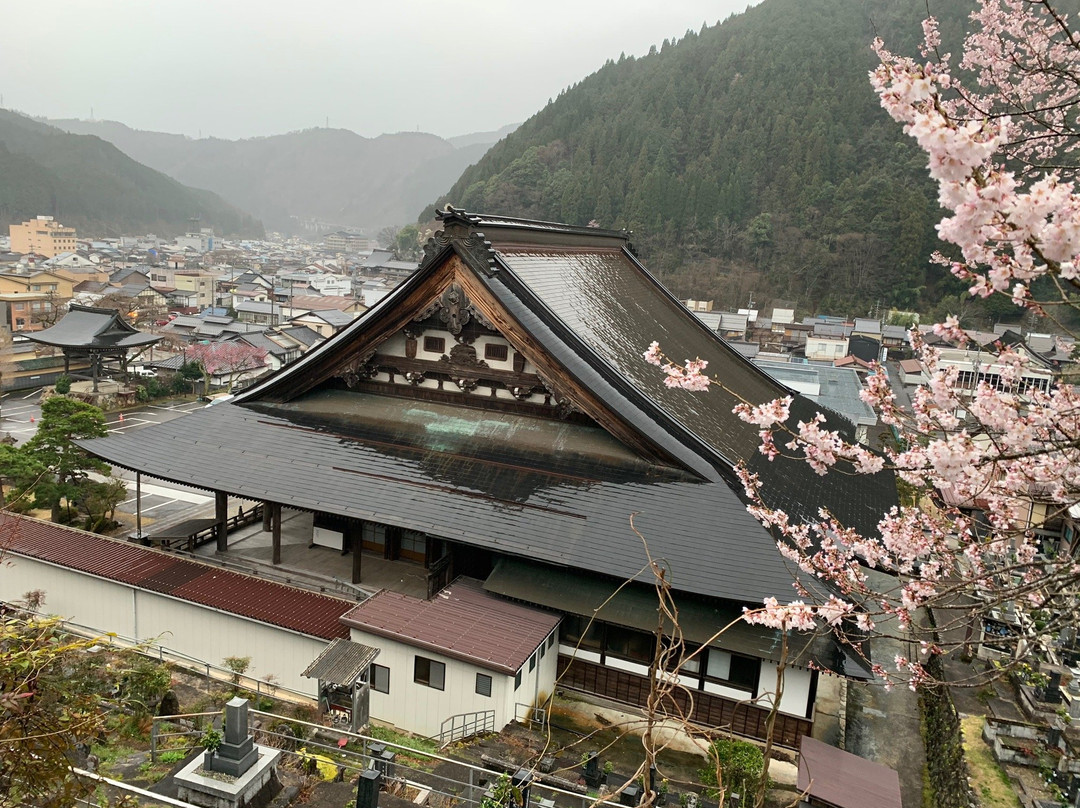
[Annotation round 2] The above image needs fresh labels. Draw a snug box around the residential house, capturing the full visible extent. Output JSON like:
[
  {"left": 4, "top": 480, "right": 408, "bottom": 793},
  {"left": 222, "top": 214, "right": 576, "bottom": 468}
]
[
  {"left": 897, "top": 359, "right": 925, "bottom": 386},
  {"left": 754, "top": 360, "right": 878, "bottom": 443},
  {"left": 82, "top": 210, "right": 895, "bottom": 745},
  {"left": 289, "top": 308, "right": 355, "bottom": 338},
  {"left": 805, "top": 333, "right": 849, "bottom": 363},
  {"left": 0, "top": 270, "right": 76, "bottom": 299},
  {"left": 236, "top": 327, "right": 322, "bottom": 372}
]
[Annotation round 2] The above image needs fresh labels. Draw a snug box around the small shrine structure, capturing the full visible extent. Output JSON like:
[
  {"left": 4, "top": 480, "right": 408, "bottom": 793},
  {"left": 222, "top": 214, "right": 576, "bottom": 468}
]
[{"left": 23, "top": 304, "right": 161, "bottom": 392}]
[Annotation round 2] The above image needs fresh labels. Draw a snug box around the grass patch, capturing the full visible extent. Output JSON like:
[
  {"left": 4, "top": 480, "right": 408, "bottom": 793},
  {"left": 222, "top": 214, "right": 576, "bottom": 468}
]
[
  {"left": 367, "top": 725, "right": 438, "bottom": 755},
  {"left": 960, "top": 716, "right": 1020, "bottom": 808}
]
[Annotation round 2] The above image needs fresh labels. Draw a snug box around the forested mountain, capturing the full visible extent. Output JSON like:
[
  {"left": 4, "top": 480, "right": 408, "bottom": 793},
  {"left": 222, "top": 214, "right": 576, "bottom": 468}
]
[
  {"left": 50, "top": 119, "right": 518, "bottom": 235},
  {"left": 0, "top": 111, "right": 263, "bottom": 238},
  {"left": 426, "top": 0, "right": 979, "bottom": 316}
]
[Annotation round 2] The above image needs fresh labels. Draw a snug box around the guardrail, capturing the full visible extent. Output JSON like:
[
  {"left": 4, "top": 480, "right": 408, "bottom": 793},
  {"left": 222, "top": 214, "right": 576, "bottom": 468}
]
[
  {"left": 23, "top": 611, "right": 316, "bottom": 705},
  {"left": 515, "top": 701, "right": 549, "bottom": 730},
  {"left": 151, "top": 709, "right": 624, "bottom": 808},
  {"left": 438, "top": 709, "right": 495, "bottom": 747}
]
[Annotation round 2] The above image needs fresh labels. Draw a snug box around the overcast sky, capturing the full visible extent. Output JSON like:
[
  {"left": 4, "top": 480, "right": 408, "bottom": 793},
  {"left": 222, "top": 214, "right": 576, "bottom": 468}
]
[{"left": 1, "top": 0, "right": 759, "bottom": 141}]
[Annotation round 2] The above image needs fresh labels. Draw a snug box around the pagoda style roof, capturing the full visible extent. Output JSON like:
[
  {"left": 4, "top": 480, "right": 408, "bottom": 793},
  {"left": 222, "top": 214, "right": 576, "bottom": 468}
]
[
  {"left": 81, "top": 209, "right": 896, "bottom": 605},
  {"left": 24, "top": 304, "right": 161, "bottom": 351}
]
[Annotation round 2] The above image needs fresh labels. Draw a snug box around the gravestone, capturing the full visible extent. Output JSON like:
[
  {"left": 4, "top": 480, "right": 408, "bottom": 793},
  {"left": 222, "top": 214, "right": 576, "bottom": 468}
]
[{"left": 207, "top": 697, "right": 259, "bottom": 777}]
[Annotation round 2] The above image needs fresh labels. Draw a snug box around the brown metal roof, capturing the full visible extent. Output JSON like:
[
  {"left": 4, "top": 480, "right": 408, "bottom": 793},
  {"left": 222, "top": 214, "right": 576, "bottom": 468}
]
[
  {"left": 2, "top": 514, "right": 351, "bottom": 640},
  {"left": 340, "top": 577, "right": 560, "bottom": 675},
  {"left": 797, "top": 736, "right": 902, "bottom": 808}
]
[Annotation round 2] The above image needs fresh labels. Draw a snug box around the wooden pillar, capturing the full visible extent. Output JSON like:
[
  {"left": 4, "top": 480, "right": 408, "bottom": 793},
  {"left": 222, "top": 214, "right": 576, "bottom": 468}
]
[
  {"left": 261, "top": 501, "right": 272, "bottom": 532},
  {"left": 215, "top": 491, "right": 228, "bottom": 552},
  {"left": 271, "top": 502, "right": 282, "bottom": 565},
  {"left": 351, "top": 522, "right": 363, "bottom": 585}
]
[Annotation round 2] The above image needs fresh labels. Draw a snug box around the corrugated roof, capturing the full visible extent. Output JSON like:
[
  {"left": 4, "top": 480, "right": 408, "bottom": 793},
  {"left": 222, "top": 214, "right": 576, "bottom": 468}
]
[
  {"left": 340, "top": 578, "right": 559, "bottom": 674},
  {"left": 302, "top": 638, "right": 380, "bottom": 685},
  {"left": 3, "top": 514, "right": 351, "bottom": 640}
]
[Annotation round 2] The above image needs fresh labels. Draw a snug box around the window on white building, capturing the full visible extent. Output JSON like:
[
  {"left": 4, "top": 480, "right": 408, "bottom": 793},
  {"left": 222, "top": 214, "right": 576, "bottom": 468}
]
[
  {"left": 475, "top": 673, "right": 492, "bottom": 697},
  {"left": 371, "top": 664, "right": 390, "bottom": 694},
  {"left": 414, "top": 656, "right": 445, "bottom": 691}
]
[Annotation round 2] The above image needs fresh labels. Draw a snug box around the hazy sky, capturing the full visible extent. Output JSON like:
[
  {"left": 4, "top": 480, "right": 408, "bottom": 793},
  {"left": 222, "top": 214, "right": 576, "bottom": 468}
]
[{"left": 1, "top": 0, "right": 759, "bottom": 141}]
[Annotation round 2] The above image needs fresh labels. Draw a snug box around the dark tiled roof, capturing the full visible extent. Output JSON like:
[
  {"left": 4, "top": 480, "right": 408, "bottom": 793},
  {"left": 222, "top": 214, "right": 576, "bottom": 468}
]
[
  {"left": 83, "top": 210, "right": 897, "bottom": 604},
  {"left": 24, "top": 304, "right": 161, "bottom": 350},
  {"left": 279, "top": 326, "right": 322, "bottom": 347},
  {"left": 80, "top": 393, "right": 791, "bottom": 603},
  {"left": 3, "top": 514, "right": 351, "bottom": 640},
  {"left": 340, "top": 578, "right": 559, "bottom": 674},
  {"left": 477, "top": 239, "right": 895, "bottom": 539}
]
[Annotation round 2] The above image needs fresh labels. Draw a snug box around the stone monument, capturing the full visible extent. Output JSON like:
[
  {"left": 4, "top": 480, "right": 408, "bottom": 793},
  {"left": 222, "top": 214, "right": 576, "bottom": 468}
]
[
  {"left": 174, "top": 697, "right": 281, "bottom": 808},
  {"left": 209, "top": 697, "right": 260, "bottom": 776}
]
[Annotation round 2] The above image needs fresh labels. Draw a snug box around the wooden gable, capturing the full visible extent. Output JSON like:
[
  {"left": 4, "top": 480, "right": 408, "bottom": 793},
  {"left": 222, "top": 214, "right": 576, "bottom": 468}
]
[{"left": 244, "top": 253, "right": 680, "bottom": 468}]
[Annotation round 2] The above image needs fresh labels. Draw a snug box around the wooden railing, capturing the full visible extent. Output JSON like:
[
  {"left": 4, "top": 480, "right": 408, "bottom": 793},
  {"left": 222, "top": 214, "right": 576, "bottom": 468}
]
[
  {"left": 178, "top": 504, "right": 264, "bottom": 550},
  {"left": 557, "top": 655, "right": 812, "bottom": 749}
]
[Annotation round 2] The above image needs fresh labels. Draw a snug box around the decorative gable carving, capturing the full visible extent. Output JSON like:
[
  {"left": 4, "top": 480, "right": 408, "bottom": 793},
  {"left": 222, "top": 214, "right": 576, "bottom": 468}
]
[{"left": 437, "top": 284, "right": 471, "bottom": 336}]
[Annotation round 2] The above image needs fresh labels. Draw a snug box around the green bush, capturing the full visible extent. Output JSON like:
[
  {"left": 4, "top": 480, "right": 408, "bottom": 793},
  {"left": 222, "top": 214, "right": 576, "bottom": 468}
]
[
  {"left": 699, "top": 738, "right": 765, "bottom": 800},
  {"left": 54, "top": 375, "right": 71, "bottom": 394}
]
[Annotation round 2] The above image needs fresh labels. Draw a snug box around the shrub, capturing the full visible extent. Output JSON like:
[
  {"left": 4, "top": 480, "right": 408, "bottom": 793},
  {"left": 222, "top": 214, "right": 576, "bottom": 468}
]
[
  {"left": 699, "top": 738, "right": 765, "bottom": 800},
  {"left": 54, "top": 375, "right": 71, "bottom": 394}
]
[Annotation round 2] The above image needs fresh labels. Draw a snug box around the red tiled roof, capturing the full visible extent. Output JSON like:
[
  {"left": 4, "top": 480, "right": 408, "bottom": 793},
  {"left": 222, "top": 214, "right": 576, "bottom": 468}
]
[
  {"left": 2, "top": 514, "right": 351, "bottom": 640},
  {"left": 340, "top": 577, "right": 560, "bottom": 674}
]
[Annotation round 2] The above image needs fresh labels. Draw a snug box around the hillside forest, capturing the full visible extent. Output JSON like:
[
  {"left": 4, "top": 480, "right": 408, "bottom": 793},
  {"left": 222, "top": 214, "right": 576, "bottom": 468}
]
[{"left": 426, "top": 0, "right": 1020, "bottom": 322}]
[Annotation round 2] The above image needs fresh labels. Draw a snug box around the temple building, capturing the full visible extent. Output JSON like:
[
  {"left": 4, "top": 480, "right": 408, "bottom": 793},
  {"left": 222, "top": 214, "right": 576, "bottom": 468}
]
[{"left": 81, "top": 209, "right": 896, "bottom": 745}]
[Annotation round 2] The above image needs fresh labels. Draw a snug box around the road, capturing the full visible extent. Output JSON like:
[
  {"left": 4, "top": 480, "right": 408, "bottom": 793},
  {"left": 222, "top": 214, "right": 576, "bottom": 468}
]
[{"left": 5, "top": 389, "right": 212, "bottom": 530}]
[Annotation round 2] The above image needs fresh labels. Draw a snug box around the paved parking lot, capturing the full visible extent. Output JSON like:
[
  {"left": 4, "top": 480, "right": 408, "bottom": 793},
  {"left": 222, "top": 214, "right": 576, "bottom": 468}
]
[{"left": 3, "top": 389, "right": 212, "bottom": 529}]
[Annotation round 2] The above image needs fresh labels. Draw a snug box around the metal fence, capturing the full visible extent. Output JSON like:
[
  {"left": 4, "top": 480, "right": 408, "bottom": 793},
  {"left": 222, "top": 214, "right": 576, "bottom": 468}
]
[
  {"left": 151, "top": 709, "right": 624, "bottom": 808},
  {"left": 28, "top": 612, "right": 316, "bottom": 704},
  {"left": 438, "top": 710, "right": 496, "bottom": 747}
]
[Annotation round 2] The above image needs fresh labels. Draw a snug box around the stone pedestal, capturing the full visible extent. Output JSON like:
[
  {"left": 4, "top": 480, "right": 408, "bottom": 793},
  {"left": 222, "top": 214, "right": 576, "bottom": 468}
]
[
  {"left": 175, "top": 745, "right": 281, "bottom": 808},
  {"left": 212, "top": 697, "right": 260, "bottom": 777}
]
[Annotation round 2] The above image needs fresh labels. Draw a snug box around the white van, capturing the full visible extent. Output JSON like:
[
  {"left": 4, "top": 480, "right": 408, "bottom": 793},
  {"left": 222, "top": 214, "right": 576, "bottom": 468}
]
[{"left": 130, "top": 367, "right": 157, "bottom": 378}]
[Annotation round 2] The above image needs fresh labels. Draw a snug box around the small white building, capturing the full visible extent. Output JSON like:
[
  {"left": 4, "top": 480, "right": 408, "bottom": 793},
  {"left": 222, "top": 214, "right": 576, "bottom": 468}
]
[
  {"left": 897, "top": 358, "right": 925, "bottom": 386},
  {"left": 805, "top": 334, "right": 849, "bottom": 362},
  {"left": 341, "top": 578, "right": 560, "bottom": 739}
]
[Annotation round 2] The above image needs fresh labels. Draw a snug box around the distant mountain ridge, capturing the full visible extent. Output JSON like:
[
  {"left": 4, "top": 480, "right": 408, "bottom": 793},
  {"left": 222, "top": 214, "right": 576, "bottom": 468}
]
[
  {"left": 425, "top": 0, "right": 974, "bottom": 315},
  {"left": 50, "top": 118, "right": 519, "bottom": 235},
  {"left": 0, "top": 110, "right": 263, "bottom": 238}
]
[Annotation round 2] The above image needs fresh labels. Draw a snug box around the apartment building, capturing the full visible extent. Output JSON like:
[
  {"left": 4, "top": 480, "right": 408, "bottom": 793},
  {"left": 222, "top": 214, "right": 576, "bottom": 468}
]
[{"left": 9, "top": 216, "right": 78, "bottom": 258}]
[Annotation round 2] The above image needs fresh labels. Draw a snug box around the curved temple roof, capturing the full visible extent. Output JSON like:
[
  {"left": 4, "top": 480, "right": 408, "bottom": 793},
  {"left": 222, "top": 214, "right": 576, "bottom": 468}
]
[
  {"left": 82, "top": 209, "right": 897, "bottom": 606},
  {"left": 24, "top": 304, "right": 161, "bottom": 350}
]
